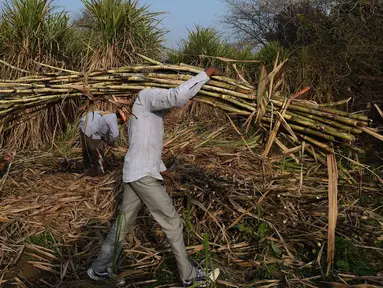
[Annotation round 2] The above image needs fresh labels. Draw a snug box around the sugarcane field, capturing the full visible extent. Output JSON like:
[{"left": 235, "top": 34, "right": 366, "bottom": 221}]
[{"left": 1, "top": 0, "right": 383, "bottom": 287}]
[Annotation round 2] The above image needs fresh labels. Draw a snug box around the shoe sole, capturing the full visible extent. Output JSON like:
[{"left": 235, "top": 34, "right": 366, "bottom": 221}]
[
  {"left": 182, "top": 268, "right": 221, "bottom": 287},
  {"left": 87, "top": 268, "right": 106, "bottom": 281},
  {"left": 87, "top": 268, "right": 126, "bottom": 286}
]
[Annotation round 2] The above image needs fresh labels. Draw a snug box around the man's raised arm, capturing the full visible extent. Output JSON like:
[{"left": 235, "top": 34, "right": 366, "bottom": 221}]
[{"left": 139, "top": 67, "right": 222, "bottom": 112}]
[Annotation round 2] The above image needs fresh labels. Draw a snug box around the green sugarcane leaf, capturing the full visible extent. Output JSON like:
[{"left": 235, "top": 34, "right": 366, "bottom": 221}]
[{"left": 271, "top": 242, "right": 282, "bottom": 256}]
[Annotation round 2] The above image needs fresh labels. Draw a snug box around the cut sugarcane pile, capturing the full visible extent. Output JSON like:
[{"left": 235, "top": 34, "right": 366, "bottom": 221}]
[{"left": 0, "top": 58, "right": 381, "bottom": 154}]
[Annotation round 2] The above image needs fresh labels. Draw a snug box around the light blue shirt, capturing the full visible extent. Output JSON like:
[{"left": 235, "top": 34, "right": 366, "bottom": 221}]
[
  {"left": 80, "top": 112, "right": 119, "bottom": 143},
  {"left": 123, "top": 71, "right": 210, "bottom": 183}
]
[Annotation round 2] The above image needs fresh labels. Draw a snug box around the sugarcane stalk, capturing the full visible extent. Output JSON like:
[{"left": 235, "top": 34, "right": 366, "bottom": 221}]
[
  {"left": 316, "top": 106, "right": 369, "bottom": 121},
  {"left": 296, "top": 134, "right": 334, "bottom": 153},
  {"left": 0, "top": 92, "right": 84, "bottom": 105},
  {"left": 0, "top": 76, "right": 253, "bottom": 99},
  {"left": 194, "top": 97, "right": 250, "bottom": 115},
  {"left": 121, "top": 73, "right": 253, "bottom": 92},
  {"left": 3, "top": 101, "right": 64, "bottom": 131},
  {"left": 109, "top": 64, "right": 201, "bottom": 75},
  {"left": 263, "top": 122, "right": 333, "bottom": 153},
  {"left": 263, "top": 116, "right": 336, "bottom": 141},
  {"left": 197, "top": 91, "right": 255, "bottom": 111},
  {"left": 48, "top": 74, "right": 82, "bottom": 82},
  {"left": 289, "top": 110, "right": 362, "bottom": 134},
  {"left": 281, "top": 100, "right": 365, "bottom": 127},
  {"left": 139, "top": 77, "right": 252, "bottom": 99},
  {"left": 199, "top": 92, "right": 358, "bottom": 144},
  {"left": 147, "top": 75, "right": 252, "bottom": 93},
  {"left": 267, "top": 118, "right": 336, "bottom": 141},
  {"left": 289, "top": 98, "right": 368, "bottom": 121},
  {"left": 269, "top": 95, "right": 363, "bottom": 127},
  {"left": 0, "top": 83, "right": 48, "bottom": 88},
  {"left": 0, "top": 88, "right": 72, "bottom": 94},
  {"left": 99, "top": 77, "right": 253, "bottom": 99},
  {"left": 280, "top": 111, "right": 356, "bottom": 141},
  {"left": 289, "top": 123, "right": 337, "bottom": 141},
  {"left": 257, "top": 104, "right": 358, "bottom": 141},
  {"left": 110, "top": 64, "right": 254, "bottom": 90},
  {"left": 318, "top": 98, "right": 351, "bottom": 107}
]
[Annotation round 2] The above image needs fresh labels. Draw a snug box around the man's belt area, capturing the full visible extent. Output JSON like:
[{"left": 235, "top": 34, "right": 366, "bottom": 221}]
[{"left": 89, "top": 133, "right": 102, "bottom": 140}]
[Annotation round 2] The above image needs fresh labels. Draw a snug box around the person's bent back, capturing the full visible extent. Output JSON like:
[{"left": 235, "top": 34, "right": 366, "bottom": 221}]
[{"left": 80, "top": 110, "right": 126, "bottom": 176}]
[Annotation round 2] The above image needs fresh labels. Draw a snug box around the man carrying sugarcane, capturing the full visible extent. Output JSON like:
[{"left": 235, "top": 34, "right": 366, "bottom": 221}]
[
  {"left": 88, "top": 67, "right": 222, "bottom": 287},
  {"left": 80, "top": 110, "right": 127, "bottom": 177}
]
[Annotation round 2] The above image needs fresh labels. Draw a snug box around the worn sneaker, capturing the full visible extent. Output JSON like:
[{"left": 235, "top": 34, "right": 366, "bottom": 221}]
[
  {"left": 87, "top": 267, "right": 126, "bottom": 286},
  {"left": 183, "top": 268, "right": 220, "bottom": 287}
]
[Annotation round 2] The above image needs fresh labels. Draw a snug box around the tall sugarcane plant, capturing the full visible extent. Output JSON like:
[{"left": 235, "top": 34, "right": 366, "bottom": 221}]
[
  {"left": 0, "top": 0, "right": 81, "bottom": 149},
  {"left": 168, "top": 25, "right": 259, "bottom": 81},
  {"left": 0, "top": 0, "right": 77, "bottom": 78},
  {"left": 80, "top": 0, "right": 166, "bottom": 69}
]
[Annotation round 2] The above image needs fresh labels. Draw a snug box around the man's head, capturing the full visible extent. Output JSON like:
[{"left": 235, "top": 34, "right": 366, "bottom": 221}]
[{"left": 116, "top": 110, "right": 127, "bottom": 125}]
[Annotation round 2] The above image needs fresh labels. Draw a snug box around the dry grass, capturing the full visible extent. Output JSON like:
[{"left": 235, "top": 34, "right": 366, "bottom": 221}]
[
  {"left": 1, "top": 110, "right": 382, "bottom": 287},
  {"left": 326, "top": 153, "right": 338, "bottom": 276}
]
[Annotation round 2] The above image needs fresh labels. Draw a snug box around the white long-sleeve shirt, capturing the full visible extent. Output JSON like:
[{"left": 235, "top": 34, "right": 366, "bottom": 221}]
[
  {"left": 80, "top": 112, "right": 119, "bottom": 144},
  {"left": 123, "top": 71, "right": 210, "bottom": 183}
]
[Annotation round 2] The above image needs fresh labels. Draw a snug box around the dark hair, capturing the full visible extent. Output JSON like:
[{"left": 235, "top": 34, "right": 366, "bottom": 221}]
[{"left": 116, "top": 112, "right": 122, "bottom": 119}]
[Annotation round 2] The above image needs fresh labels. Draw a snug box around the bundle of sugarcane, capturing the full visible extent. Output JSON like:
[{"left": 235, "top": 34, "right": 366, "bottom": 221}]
[{"left": 0, "top": 56, "right": 381, "bottom": 156}]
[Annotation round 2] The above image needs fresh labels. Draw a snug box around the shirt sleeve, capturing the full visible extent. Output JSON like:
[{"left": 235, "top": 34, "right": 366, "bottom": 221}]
[
  {"left": 139, "top": 71, "right": 210, "bottom": 112},
  {"left": 104, "top": 114, "right": 119, "bottom": 144},
  {"left": 160, "top": 160, "right": 167, "bottom": 172}
]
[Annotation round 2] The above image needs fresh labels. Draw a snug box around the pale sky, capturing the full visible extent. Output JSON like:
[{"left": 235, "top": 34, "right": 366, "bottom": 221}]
[{"left": 54, "top": 0, "right": 227, "bottom": 48}]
